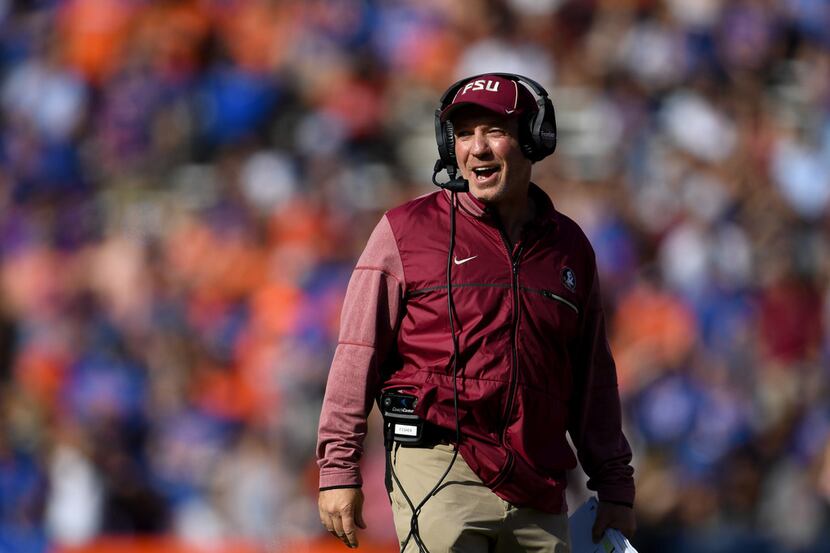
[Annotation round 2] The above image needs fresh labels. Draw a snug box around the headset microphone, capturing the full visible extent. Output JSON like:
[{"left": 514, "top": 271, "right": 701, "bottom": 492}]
[{"left": 432, "top": 159, "right": 469, "bottom": 192}]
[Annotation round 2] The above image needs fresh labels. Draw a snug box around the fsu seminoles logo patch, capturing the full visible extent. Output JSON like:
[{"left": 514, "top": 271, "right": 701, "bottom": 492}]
[{"left": 561, "top": 267, "right": 576, "bottom": 292}]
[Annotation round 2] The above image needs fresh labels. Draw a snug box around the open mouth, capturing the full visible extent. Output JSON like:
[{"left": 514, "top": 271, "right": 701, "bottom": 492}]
[{"left": 472, "top": 166, "right": 500, "bottom": 181}]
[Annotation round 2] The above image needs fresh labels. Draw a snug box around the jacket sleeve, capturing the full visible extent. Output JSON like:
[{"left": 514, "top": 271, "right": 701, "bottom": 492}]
[
  {"left": 568, "top": 259, "right": 635, "bottom": 506},
  {"left": 316, "top": 214, "right": 404, "bottom": 489}
]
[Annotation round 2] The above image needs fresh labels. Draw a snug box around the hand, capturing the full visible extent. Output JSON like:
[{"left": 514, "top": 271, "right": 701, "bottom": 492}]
[
  {"left": 592, "top": 501, "right": 636, "bottom": 543},
  {"left": 319, "top": 488, "right": 366, "bottom": 549}
]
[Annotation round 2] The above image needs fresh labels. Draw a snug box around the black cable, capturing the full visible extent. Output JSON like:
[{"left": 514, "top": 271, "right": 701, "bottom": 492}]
[{"left": 391, "top": 191, "right": 463, "bottom": 552}]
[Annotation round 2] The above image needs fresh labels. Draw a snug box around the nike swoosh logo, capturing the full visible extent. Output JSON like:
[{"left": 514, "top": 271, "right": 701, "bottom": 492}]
[
  {"left": 453, "top": 255, "right": 477, "bottom": 265},
  {"left": 505, "top": 109, "right": 515, "bottom": 114}
]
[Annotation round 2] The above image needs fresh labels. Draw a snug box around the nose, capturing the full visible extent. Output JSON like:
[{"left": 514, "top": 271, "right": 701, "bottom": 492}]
[{"left": 470, "top": 129, "right": 490, "bottom": 156}]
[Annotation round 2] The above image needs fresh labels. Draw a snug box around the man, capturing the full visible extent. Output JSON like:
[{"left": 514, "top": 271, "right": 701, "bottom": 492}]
[{"left": 317, "top": 73, "right": 636, "bottom": 552}]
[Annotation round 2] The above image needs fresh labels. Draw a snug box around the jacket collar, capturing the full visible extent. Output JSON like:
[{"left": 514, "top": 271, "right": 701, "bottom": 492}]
[{"left": 444, "top": 183, "right": 558, "bottom": 231}]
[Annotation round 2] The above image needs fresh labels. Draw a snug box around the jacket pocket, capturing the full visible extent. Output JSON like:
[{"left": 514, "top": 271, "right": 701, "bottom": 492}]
[
  {"left": 539, "top": 289, "right": 579, "bottom": 315},
  {"left": 520, "top": 286, "right": 581, "bottom": 347}
]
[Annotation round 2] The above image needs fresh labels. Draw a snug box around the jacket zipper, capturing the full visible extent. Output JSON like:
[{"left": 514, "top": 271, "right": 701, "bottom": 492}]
[
  {"left": 501, "top": 246, "right": 522, "bottom": 429},
  {"left": 495, "top": 228, "right": 523, "bottom": 486}
]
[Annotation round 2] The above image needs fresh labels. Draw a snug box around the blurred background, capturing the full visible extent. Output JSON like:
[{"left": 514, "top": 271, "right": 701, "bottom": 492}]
[{"left": 0, "top": 0, "right": 828, "bottom": 552}]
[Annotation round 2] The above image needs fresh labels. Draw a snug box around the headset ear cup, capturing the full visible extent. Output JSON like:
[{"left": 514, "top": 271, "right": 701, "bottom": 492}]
[
  {"left": 519, "top": 115, "right": 538, "bottom": 161},
  {"left": 539, "top": 120, "right": 556, "bottom": 156},
  {"left": 524, "top": 98, "right": 557, "bottom": 162},
  {"left": 539, "top": 98, "right": 557, "bottom": 156},
  {"left": 434, "top": 109, "right": 457, "bottom": 167},
  {"left": 444, "top": 120, "right": 456, "bottom": 164},
  {"left": 520, "top": 112, "right": 544, "bottom": 162}
]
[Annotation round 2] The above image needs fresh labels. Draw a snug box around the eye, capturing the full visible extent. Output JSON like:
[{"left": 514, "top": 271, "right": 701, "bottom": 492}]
[{"left": 488, "top": 127, "right": 507, "bottom": 137}]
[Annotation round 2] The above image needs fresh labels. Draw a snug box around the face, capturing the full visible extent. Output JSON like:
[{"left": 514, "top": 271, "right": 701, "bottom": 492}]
[{"left": 451, "top": 106, "right": 532, "bottom": 206}]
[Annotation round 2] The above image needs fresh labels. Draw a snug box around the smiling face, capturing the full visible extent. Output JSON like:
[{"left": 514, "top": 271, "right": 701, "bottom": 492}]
[{"left": 451, "top": 106, "right": 533, "bottom": 207}]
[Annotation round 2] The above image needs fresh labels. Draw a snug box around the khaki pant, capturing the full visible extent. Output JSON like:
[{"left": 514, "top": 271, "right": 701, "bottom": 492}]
[{"left": 388, "top": 443, "right": 570, "bottom": 553}]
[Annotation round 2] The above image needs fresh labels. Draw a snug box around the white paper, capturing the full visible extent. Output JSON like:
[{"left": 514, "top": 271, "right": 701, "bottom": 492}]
[{"left": 568, "top": 497, "right": 638, "bottom": 553}]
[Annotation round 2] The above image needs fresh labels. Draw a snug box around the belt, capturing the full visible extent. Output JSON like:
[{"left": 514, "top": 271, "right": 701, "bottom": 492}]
[{"left": 400, "top": 422, "right": 456, "bottom": 448}]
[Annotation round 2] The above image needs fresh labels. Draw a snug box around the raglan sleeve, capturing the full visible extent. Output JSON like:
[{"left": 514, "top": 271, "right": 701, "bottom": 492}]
[
  {"left": 316, "top": 214, "right": 404, "bottom": 490},
  {"left": 568, "top": 255, "right": 636, "bottom": 506}
]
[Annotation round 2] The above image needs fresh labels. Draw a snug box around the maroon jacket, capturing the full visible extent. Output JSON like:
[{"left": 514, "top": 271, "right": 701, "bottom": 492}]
[{"left": 317, "top": 184, "right": 634, "bottom": 513}]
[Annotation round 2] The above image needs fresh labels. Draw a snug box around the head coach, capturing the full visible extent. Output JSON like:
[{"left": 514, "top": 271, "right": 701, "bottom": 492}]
[{"left": 316, "top": 73, "right": 636, "bottom": 552}]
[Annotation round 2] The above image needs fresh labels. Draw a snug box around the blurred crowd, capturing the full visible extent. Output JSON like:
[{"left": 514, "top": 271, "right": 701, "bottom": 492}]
[{"left": 0, "top": 0, "right": 828, "bottom": 552}]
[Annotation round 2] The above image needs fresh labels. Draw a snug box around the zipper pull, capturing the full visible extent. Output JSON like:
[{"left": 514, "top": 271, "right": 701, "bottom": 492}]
[{"left": 512, "top": 245, "right": 524, "bottom": 274}]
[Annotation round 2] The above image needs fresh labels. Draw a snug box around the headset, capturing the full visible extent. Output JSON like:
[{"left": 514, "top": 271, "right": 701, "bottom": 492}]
[{"left": 432, "top": 72, "right": 558, "bottom": 191}]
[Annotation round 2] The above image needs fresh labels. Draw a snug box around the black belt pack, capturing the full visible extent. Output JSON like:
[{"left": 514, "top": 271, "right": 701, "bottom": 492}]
[{"left": 380, "top": 389, "right": 425, "bottom": 448}]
